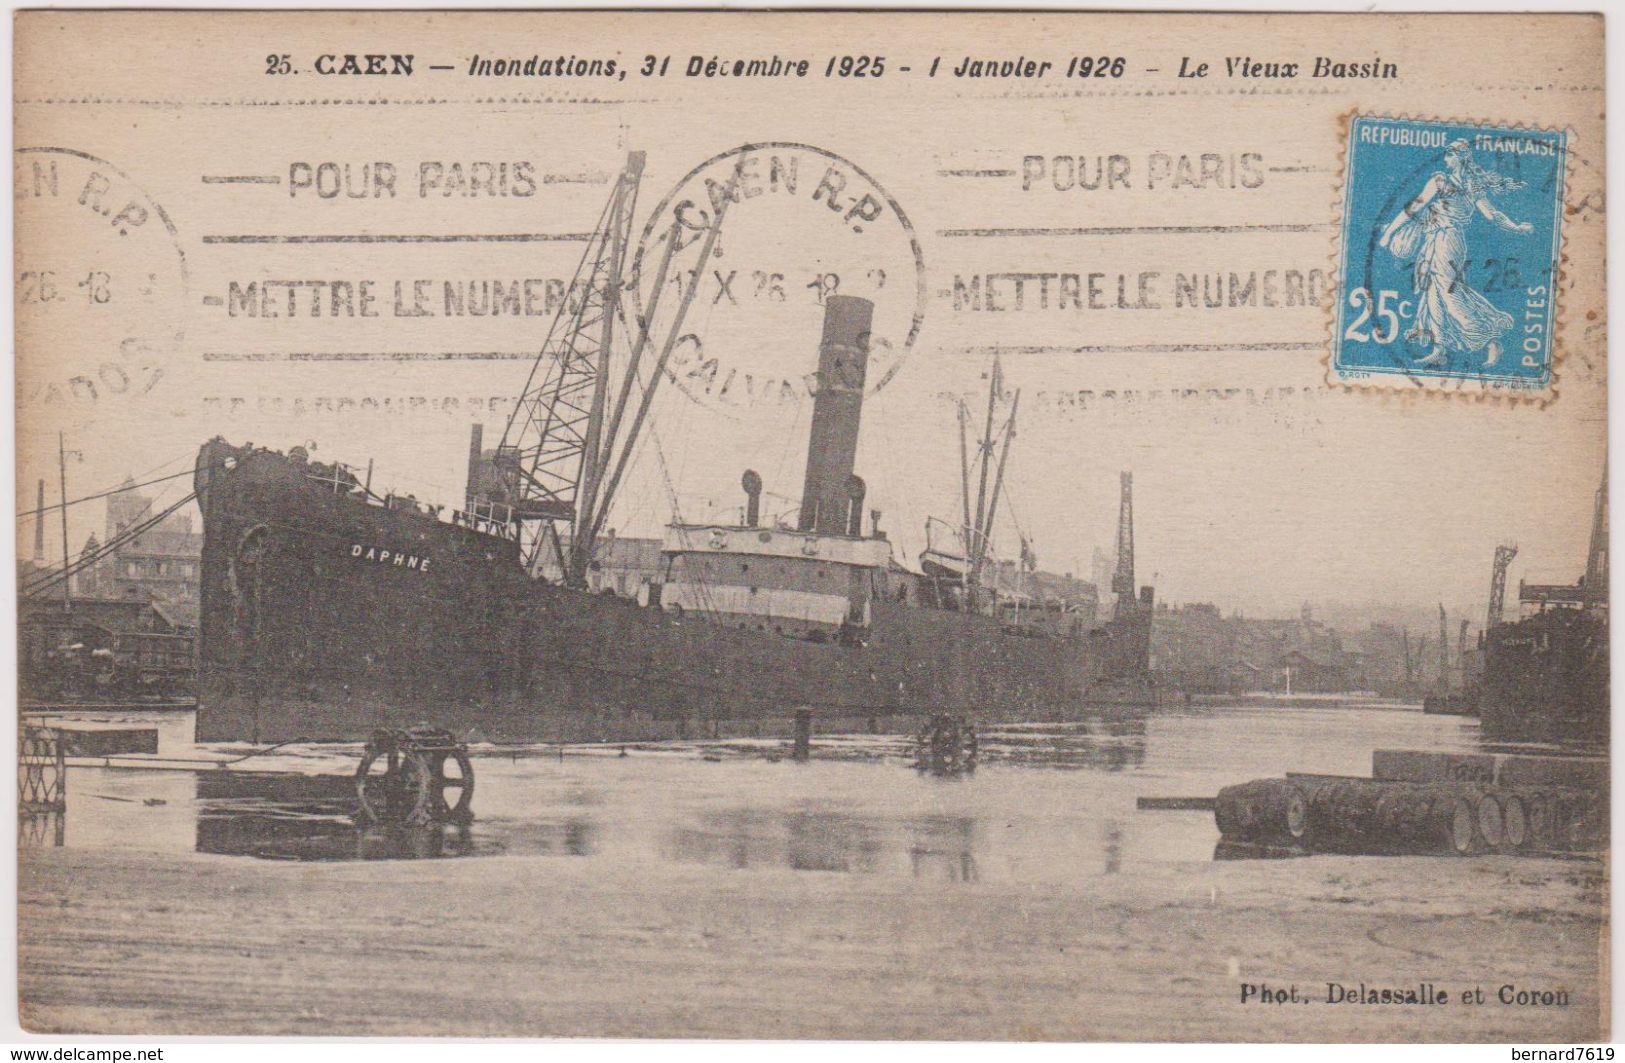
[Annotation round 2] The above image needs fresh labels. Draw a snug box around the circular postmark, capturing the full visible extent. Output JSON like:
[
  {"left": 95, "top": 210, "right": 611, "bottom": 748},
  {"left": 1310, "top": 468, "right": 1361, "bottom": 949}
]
[
  {"left": 14, "top": 147, "right": 190, "bottom": 408},
  {"left": 630, "top": 143, "right": 926, "bottom": 414}
]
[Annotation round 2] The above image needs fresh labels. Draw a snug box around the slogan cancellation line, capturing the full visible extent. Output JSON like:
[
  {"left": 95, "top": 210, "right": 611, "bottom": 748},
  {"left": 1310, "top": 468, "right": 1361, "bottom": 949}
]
[
  {"left": 201, "top": 232, "right": 596, "bottom": 244},
  {"left": 202, "top": 351, "right": 546, "bottom": 362},
  {"left": 938, "top": 223, "right": 1335, "bottom": 237},
  {"left": 956, "top": 342, "right": 1324, "bottom": 355}
]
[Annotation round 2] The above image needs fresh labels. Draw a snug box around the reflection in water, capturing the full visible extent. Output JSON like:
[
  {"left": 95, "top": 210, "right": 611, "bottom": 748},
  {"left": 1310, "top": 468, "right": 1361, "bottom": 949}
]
[
  {"left": 196, "top": 812, "right": 475, "bottom": 862},
  {"left": 668, "top": 809, "right": 766, "bottom": 870},
  {"left": 19, "top": 812, "right": 65, "bottom": 848},
  {"left": 669, "top": 809, "right": 883, "bottom": 874},
  {"left": 1102, "top": 820, "right": 1123, "bottom": 875},
  {"left": 906, "top": 815, "right": 978, "bottom": 883},
  {"left": 669, "top": 808, "right": 979, "bottom": 881},
  {"left": 786, "top": 811, "right": 882, "bottom": 873},
  {"left": 489, "top": 818, "right": 597, "bottom": 857},
  {"left": 41, "top": 701, "right": 1489, "bottom": 877},
  {"left": 561, "top": 820, "right": 594, "bottom": 856},
  {"left": 979, "top": 716, "right": 1149, "bottom": 772},
  {"left": 194, "top": 771, "right": 478, "bottom": 862}
]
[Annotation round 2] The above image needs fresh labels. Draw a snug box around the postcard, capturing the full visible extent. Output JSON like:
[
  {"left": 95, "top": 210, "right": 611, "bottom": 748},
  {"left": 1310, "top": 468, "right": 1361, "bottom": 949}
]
[{"left": 14, "top": 11, "right": 1608, "bottom": 1041}]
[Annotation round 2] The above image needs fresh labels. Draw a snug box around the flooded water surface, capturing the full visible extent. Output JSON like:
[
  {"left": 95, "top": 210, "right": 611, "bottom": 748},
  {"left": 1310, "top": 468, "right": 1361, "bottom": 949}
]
[
  {"left": 22, "top": 698, "right": 1607, "bottom": 1042},
  {"left": 43, "top": 699, "right": 1488, "bottom": 876}
]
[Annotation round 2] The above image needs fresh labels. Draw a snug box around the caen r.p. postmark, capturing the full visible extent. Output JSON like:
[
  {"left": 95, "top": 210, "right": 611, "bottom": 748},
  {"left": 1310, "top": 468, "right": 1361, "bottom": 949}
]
[
  {"left": 1331, "top": 115, "right": 1567, "bottom": 397},
  {"left": 14, "top": 147, "right": 190, "bottom": 409},
  {"left": 632, "top": 143, "right": 926, "bottom": 414}
]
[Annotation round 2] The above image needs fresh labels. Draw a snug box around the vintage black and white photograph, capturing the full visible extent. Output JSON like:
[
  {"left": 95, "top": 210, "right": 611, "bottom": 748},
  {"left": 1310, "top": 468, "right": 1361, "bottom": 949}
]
[{"left": 10, "top": 9, "right": 1611, "bottom": 1044}]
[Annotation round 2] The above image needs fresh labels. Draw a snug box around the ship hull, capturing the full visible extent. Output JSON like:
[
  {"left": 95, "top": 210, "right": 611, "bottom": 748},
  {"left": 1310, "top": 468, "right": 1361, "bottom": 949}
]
[
  {"left": 1478, "top": 607, "right": 1608, "bottom": 747},
  {"left": 195, "top": 441, "right": 1155, "bottom": 743}
]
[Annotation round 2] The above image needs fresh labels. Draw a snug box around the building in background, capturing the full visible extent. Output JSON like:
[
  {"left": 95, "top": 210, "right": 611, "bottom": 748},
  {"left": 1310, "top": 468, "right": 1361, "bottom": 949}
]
[
  {"left": 1091, "top": 546, "right": 1116, "bottom": 616},
  {"left": 986, "top": 559, "right": 1101, "bottom": 633},
  {"left": 71, "top": 477, "right": 203, "bottom": 626},
  {"left": 1151, "top": 600, "right": 1401, "bottom": 695}
]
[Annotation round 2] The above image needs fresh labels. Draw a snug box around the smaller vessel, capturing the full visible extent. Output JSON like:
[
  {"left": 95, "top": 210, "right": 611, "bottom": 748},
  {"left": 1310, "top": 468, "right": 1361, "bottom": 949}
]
[{"left": 1478, "top": 466, "right": 1608, "bottom": 746}]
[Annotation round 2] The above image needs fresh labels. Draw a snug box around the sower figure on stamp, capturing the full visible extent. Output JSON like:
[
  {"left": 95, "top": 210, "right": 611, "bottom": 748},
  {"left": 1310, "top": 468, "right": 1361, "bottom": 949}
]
[{"left": 1378, "top": 139, "right": 1534, "bottom": 367}]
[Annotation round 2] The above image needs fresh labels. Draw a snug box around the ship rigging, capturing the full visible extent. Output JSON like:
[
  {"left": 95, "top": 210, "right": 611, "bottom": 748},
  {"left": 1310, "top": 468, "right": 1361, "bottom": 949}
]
[
  {"left": 487, "top": 150, "right": 742, "bottom": 587},
  {"left": 184, "top": 146, "right": 1161, "bottom": 744}
]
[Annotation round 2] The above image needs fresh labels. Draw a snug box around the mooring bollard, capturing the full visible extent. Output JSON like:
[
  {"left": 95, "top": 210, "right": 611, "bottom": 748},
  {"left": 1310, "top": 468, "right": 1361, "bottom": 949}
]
[{"left": 792, "top": 708, "right": 812, "bottom": 761}]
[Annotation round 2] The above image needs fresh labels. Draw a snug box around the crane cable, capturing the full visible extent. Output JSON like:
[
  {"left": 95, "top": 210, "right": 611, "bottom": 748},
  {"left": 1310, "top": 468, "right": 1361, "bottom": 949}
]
[
  {"left": 22, "top": 462, "right": 199, "bottom": 591},
  {"left": 645, "top": 422, "right": 725, "bottom": 623},
  {"left": 22, "top": 484, "right": 173, "bottom": 594},
  {"left": 16, "top": 464, "right": 200, "bottom": 521},
  {"left": 22, "top": 491, "right": 200, "bottom": 598},
  {"left": 22, "top": 492, "right": 195, "bottom": 596}
]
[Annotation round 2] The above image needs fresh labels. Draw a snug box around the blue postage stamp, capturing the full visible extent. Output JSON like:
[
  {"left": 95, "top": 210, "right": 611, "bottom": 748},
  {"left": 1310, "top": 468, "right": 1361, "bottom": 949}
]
[{"left": 1333, "top": 115, "right": 1567, "bottom": 391}]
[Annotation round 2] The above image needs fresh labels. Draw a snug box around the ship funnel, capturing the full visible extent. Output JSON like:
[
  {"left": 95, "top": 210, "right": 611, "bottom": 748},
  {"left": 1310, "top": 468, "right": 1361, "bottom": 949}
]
[
  {"left": 742, "top": 469, "right": 763, "bottom": 527},
  {"left": 798, "top": 295, "right": 873, "bottom": 535}
]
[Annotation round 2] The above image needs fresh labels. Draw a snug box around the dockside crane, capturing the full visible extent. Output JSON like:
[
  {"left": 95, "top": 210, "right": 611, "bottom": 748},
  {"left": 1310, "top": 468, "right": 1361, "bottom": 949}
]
[
  {"left": 1486, "top": 543, "right": 1518, "bottom": 631},
  {"left": 1112, "top": 472, "right": 1136, "bottom": 620},
  {"left": 1438, "top": 603, "right": 1449, "bottom": 693},
  {"left": 1457, "top": 618, "right": 1470, "bottom": 688},
  {"left": 1584, "top": 461, "right": 1608, "bottom": 605},
  {"left": 1512, "top": 462, "right": 1606, "bottom": 613},
  {"left": 489, "top": 151, "right": 739, "bottom": 586}
]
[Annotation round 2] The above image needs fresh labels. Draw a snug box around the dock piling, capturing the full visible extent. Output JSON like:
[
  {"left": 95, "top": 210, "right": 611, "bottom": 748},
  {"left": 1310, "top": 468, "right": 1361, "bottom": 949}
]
[{"left": 792, "top": 709, "right": 812, "bottom": 761}]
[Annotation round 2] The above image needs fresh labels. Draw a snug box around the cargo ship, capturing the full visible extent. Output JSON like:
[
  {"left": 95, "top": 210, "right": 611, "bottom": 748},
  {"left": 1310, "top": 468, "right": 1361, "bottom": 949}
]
[
  {"left": 194, "top": 152, "right": 1155, "bottom": 743},
  {"left": 1477, "top": 468, "right": 1609, "bottom": 747}
]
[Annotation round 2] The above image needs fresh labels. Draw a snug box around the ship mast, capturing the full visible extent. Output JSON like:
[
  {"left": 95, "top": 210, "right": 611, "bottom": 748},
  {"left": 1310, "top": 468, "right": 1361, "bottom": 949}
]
[
  {"left": 980, "top": 390, "right": 1020, "bottom": 571},
  {"left": 963, "top": 357, "right": 1019, "bottom": 612},
  {"left": 957, "top": 400, "right": 973, "bottom": 546},
  {"left": 496, "top": 150, "right": 742, "bottom": 586},
  {"left": 971, "top": 355, "right": 1001, "bottom": 564}
]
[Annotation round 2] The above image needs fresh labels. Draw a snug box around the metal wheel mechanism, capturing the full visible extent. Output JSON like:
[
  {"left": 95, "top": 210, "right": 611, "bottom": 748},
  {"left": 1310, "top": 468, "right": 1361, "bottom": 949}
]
[
  {"left": 355, "top": 727, "right": 474, "bottom": 826},
  {"left": 355, "top": 740, "right": 429, "bottom": 825},
  {"left": 428, "top": 746, "right": 475, "bottom": 825},
  {"left": 354, "top": 737, "right": 396, "bottom": 824}
]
